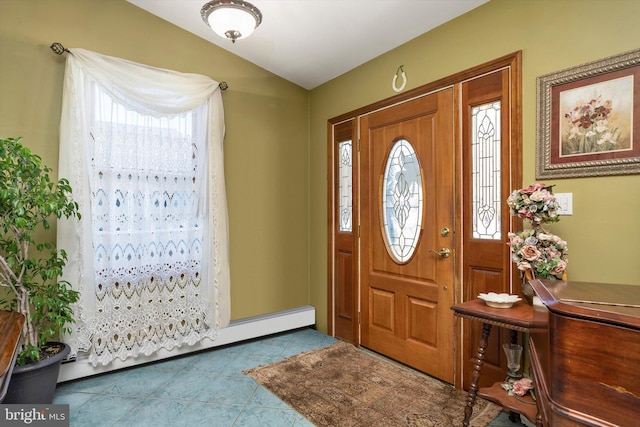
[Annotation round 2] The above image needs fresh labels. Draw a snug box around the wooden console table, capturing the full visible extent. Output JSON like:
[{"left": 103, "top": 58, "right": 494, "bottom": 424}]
[
  {"left": 451, "top": 299, "right": 546, "bottom": 427},
  {"left": 0, "top": 311, "right": 25, "bottom": 402}
]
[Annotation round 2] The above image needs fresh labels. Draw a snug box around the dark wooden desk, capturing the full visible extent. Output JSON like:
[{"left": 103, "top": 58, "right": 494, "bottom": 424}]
[
  {"left": 451, "top": 299, "right": 545, "bottom": 427},
  {"left": 0, "top": 311, "right": 25, "bottom": 402}
]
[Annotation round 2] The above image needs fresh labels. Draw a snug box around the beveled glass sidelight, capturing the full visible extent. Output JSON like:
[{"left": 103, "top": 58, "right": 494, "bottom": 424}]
[
  {"left": 381, "top": 139, "right": 423, "bottom": 263},
  {"left": 471, "top": 101, "right": 502, "bottom": 240},
  {"left": 338, "top": 140, "right": 352, "bottom": 232}
]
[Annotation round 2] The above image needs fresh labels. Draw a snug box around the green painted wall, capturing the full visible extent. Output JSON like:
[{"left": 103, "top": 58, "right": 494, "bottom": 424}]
[
  {"left": 2, "top": 0, "right": 639, "bottom": 336},
  {"left": 309, "top": 0, "right": 640, "bottom": 332},
  {"left": 0, "top": 0, "right": 310, "bottom": 321}
]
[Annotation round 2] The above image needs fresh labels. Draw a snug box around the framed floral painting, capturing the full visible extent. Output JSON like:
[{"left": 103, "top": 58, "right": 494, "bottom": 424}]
[{"left": 536, "top": 48, "right": 640, "bottom": 178}]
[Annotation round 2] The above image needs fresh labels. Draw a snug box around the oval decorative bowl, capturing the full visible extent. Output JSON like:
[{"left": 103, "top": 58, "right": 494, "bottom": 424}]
[{"left": 478, "top": 292, "right": 522, "bottom": 308}]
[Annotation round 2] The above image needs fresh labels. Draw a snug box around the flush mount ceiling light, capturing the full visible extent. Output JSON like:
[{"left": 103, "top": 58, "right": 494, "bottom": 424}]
[{"left": 201, "top": 0, "right": 263, "bottom": 43}]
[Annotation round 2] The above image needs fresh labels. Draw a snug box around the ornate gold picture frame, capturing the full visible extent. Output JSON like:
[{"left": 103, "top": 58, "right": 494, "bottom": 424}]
[{"left": 536, "top": 49, "right": 640, "bottom": 179}]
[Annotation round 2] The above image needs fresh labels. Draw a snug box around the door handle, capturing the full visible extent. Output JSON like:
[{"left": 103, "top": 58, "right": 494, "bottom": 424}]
[{"left": 429, "top": 248, "right": 451, "bottom": 258}]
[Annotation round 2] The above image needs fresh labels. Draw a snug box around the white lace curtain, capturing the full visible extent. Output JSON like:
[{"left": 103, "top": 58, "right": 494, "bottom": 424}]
[{"left": 57, "top": 48, "right": 230, "bottom": 366}]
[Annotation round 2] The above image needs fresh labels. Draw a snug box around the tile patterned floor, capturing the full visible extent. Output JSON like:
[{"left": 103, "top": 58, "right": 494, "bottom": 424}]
[{"left": 54, "top": 328, "right": 532, "bottom": 426}]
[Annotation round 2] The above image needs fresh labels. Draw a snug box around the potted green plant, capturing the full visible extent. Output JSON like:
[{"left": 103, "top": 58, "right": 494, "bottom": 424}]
[{"left": 0, "top": 137, "right": 80, "bottom": 403}]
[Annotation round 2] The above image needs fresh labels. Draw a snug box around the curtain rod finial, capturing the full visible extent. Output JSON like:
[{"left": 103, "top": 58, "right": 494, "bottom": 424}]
[{"left": 50, "top": 42, "right": 68, "bottom": 55}]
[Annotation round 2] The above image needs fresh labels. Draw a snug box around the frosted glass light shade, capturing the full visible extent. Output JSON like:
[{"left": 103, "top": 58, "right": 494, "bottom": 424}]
[{"left": 201, "top": 0, "right": 262, "bottom": 43}]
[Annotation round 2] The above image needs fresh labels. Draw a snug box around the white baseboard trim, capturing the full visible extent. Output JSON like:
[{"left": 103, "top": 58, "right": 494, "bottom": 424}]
[{"left": 58, "top": 305, "right": 316, "bottom": 382}]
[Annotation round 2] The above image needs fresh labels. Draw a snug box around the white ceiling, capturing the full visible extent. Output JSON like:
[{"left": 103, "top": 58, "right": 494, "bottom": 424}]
[{"left": 127, "top": 0, "right": 489, "bottom": 90}]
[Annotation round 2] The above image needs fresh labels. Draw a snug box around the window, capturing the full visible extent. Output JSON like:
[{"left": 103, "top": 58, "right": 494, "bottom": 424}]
[
  {"left": 338, "top": 140, "right": 353, "bottom": 232},
  {"left": 57, "top": 48, "right": 230, "bottom": 366},
  {"left": 471, "top": 101, "right": 502, "bottom": 240},
  {"left": 381, "top": 138, "right": 423, "bottom": 263}
]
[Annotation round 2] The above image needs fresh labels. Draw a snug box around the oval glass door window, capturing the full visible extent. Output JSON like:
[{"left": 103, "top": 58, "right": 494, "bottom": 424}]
[{"left": 381, "top": 139, "right": 423, "bottom": 263}]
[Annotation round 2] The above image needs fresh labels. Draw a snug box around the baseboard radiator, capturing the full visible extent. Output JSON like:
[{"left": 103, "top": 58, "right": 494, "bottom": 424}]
[{"left": 58, "top": 305, "right": 316, "bottom": 382}]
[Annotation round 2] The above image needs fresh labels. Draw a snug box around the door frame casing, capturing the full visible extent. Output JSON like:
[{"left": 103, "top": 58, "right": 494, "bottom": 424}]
[{"left": 327, "top": 51, "right": 522, "bottom": 389}]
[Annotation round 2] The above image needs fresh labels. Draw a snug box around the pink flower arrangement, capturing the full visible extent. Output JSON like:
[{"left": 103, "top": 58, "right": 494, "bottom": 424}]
[
  {"left": 507, "top": 183, "right": 568, "bottom": 280},
  {"left": 506, "top": 183, "right": 559, "bottom": 226},
  {"left": 510, "top": 378, "right": 534, "bottom": 397},
  {"left": 507, "top": 228, "right": 568, "bottom": 279}
]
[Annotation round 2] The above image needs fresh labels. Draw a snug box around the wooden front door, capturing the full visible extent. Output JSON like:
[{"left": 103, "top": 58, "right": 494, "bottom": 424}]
[{"left": 359, "top": 88, "right": 455, "bottom": 382}]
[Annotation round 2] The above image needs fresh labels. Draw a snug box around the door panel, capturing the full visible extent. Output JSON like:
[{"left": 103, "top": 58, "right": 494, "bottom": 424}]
[
  {"left": 330, "top": 120, "right": 358, "bottom": 344},
  {"left": 335, "top": 248, "right": 354, "bottom": 326},
  {"left": 328, "top": 52, "right": 522, "bottom": 391},
  {"left": 461, "top": 69, "right": 517, "bottom": 389},
  {"left": 359, "top": 89, "right": 455, "bottom": 382}
]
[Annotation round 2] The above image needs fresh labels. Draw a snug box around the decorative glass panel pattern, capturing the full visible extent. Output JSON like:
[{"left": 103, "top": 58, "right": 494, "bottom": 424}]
[
  {"left": 472, "top": 101, "right": 502, "bottom": 240},
  {"left": 382, "top": 139, "right": 423, "bottom": 263},
  {"left": 338, "top": 140, "right": 352, "bottom": 232}
]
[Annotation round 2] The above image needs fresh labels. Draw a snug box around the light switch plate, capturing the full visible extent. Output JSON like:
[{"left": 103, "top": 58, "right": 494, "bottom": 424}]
[{"left": 555, "top": 193, "right": 573, "bottom": 215}]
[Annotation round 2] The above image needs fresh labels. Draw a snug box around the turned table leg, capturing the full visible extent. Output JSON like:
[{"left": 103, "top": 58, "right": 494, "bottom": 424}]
[{"left": 463, "top": 322, "right": 492, "bottom": 427}]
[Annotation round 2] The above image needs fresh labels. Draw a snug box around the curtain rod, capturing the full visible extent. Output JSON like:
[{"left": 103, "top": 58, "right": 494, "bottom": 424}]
[{"left": 49, "top": 42, "right": 229, "bottom": 91}]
